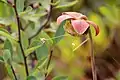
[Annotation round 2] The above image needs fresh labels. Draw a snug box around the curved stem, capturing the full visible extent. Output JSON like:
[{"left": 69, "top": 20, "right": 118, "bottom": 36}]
[
  {"left": 28, "top": 0, "right": 53, "bottom": 42},
  {"left": 13, "top": 2, "right": 29, "bottom": 76},
  {"left": 88, "top": 29, "right": 97, "bottom": 80}
]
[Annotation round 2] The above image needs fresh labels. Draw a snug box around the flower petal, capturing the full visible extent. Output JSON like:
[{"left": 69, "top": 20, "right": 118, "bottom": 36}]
[
  {"left": 87, "top": 21, "right": 99, "bottom": 36},
  {"left": 62, "top": 12, "right": 87, "bottom": 20},
  {"left": 71, "top": 20, "right": 89, "bottom": 34},
  {"left": 57, "top": 14, "right": 74, "bottom": 25}
]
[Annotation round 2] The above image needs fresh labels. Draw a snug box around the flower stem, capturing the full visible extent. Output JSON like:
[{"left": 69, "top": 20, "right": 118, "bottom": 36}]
[
  {"left": 88, "top": 29, "right": 97, "bottom": 80},
  {"left": 13, "top": 1, "right": 29, "bottom": 76}
]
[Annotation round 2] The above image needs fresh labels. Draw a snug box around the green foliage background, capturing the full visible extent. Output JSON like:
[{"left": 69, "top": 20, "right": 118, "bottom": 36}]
[{"left": 0, "top": 0, "right": 120, "bottom": 80}]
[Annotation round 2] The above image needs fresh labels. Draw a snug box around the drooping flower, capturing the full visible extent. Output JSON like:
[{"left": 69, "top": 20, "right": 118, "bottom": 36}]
[{"left": 57, "top": 12, "right": 99, "bottom": 36}]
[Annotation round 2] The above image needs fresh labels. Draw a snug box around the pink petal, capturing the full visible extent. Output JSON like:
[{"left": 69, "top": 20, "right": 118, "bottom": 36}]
[
  {"left": 62, "top": 12, "right": 87, "bottom": 20},
  {"left": 71, "top": 20, "right": 89, "bottom": 34},
  {"left": 87, "top": 21, "right": 99, "bottom": 36},
  {"left": 57, "top": 14, "right": 74, "bottom": 25}
]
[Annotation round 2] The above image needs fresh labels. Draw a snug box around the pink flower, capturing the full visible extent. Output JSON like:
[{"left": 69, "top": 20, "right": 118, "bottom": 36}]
[{"left": 57, "top": 12, "right": 99, "bottom": 36}]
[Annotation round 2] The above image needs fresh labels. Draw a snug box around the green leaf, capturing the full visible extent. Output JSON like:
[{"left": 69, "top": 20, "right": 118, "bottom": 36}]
[
  {"left": 52, "top": 76, "right": 68, "bottom": 80},
  {"left": 32, "top": 58, "right": 47, "bottom": 79},
  {"left": 30, "top": 40, "right": 49, "bottom": 60},
  {"left": 15, "top": 43, "right": 24, "bottom": 63},
  {"left": 20, "top": 7, "right": 47, "bottom": 23},
  {"left": 37, "top": 57, "right": 48, "bottom": 70},
  {"left": 0, "top": 56, "right": 4, "bottom": 63},
  {"left": 0, "top": 18, "right": 12, "bottom": 26},
  {"left": 26, "top": 76, "right": 37, "bottom": 80},
  {"left": 0, "top": 2, "right": 13, "bottom": 17},
  {"left": 104, "top": 0, "right": 117, "bottom": 5},
  {"left": 0, "top": 31, "right": 17, "bottom": 42},
  {"left": 16, "top": 0, "right": 25, "bottom": 12},
  {"left": 29, "top": 21, "right": 35, "bottom": 29},
  {"left": 99, "top": 6, "right": 115, "bottom": 22},
  {"left": 50, "top": 0, "right": 60, "bottom": 6},
  {"left": 53, "top": 20, "right": 66, "bottom": 44},
  {"left": 40, "top": 0, "right": 50, "bottom": 9},
  {"left": 39, "top": 31, "right": 53, "bottom": 47},
  {"left": 35, "top": 41, "right": 49, "bottom": 60},
  {"left": 0, "top": 0, "right": 7, "bottom": 4},
  {"left": 20, "top": 6, "right": 33, "bottom": 16},
  {"left": 25, "top": 0, "right": 39, "bottom": 7},
  {"left": 3, "top": 49, "right": 11, "bottom": 62},
  {"left": 4, "top": 39, "right": 13, "bottom": 55},
  {"left": 0, "top": 2, "right": 7, "bottom": 17},
  {"left": 33, "top": 57, "right": 48, "bottom": 73},
  {"left": 25, "top": 44, "right": 44, "bottom": 57},
  {"left": 0, "top": 28, "right": 9, "bottom": 33},
  {"left": 5, "top": 64, "right": 14, "bottom": 79},
  {"left": 55, "top": 0, "right": 78, "bottom": 9},
  {"left": 21, "top": 31, "right": 29, "bottom": 50}
]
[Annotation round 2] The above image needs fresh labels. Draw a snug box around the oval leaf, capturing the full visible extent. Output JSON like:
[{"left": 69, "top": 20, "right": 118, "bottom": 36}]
[
  {"left": 25, "top": 44, "right": 44, "bottom": 57},
  {"left": 33, "top": 57, "right": 48, "bottom": 73},
  {"left": 27, "top": 76, "right": 37, "bottom": 80},
  {"left": 21, "top": 31, "right": 29, "bottom": 50},
  {"left": 55, "top": 0, "right": 78, "bottom": 9},
  {"left": 3, "top": 49, "right": 11, "bottom": 63},
  {"left": 0, "top": 31, "right": 17, "bottom": 42},
  {"left": 54, "top": 20, "right": 66, "bottom": 44},
  {"left": 16, "top": 0, "right": 25, "bottom": 12},
  {"left": 52, "top": 76, "right": 68, "bottom": 80},
  {"left": 31, "top": 40, "right": 49, "bottom": 60},
  {"left": 36, "top": 42, "right": 48, "bottom": 60},
  {"left": 0, "top": 56, "right": 4, "bottom": 63},
  {"left": 4, "top": 39, "right": 13, "bottom": 55}
]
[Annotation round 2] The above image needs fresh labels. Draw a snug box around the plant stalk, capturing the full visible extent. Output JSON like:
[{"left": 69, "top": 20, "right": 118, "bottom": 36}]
[
  {"left": 88, "top": 29, "right": 97, "bottom": 80},
  {"left": 13, "top": 2, "right": 29, "bottom": 76}
]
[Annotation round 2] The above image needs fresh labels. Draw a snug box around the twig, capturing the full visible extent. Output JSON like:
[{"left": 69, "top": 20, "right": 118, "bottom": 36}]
[
  {"left": 88, "top": 29, "right": 97, "bottom": 80},
  {"left": 28, "top": 0, "right": 53, "bottom": 42},
  {"left": 10, "top": 63, "right": 17, "bottom": 80},
  {"left": 45, "top": 49, "right": 53, "bottom": 80},
  {"left": 13, "top": 1, "right": 29, "bottom": 76}
]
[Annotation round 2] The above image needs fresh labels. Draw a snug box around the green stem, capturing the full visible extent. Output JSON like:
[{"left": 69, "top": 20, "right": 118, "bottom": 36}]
[{"left": 88, "top": 29, "right": 97, "bottom": 80}]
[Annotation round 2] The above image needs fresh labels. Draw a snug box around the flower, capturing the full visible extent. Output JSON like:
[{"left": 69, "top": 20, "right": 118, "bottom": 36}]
[{"left": 57, "top": 12, "right": 99, "bottom": 36}]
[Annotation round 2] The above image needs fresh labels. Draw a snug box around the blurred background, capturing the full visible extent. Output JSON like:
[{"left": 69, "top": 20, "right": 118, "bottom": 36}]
[{"left": 0, "top": 0, "right": 120, "bottom": 80}]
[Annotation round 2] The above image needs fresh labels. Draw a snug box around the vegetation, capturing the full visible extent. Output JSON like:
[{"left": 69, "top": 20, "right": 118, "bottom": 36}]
[{"left": 0, "top": 0, "right": 120, "bottom": 80}]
